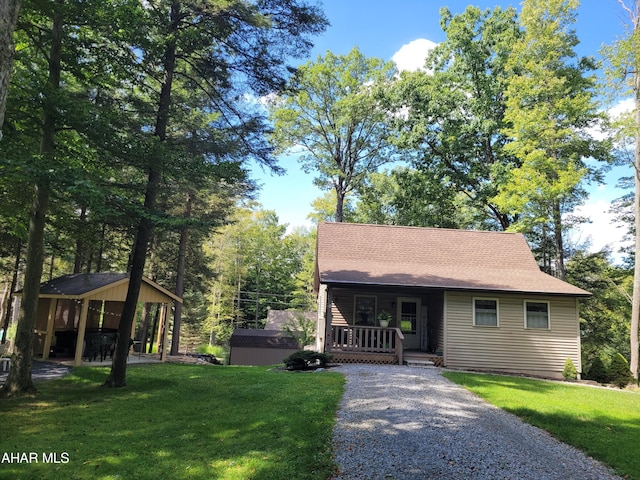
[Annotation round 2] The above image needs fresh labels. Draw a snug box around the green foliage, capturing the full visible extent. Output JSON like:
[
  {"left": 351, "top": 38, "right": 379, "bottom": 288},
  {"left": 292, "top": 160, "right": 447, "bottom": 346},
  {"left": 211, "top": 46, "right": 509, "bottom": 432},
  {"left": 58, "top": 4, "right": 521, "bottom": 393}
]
[
  {"left": 1, "top": 364, "right": 344, "bottom": 479},
  {"left": 494, "top": 0, "right": 609, "bottom": 277},
  {"left": 283, "top": 350, "right": 332, "bottom": 370},
  {"left": 586, "top": 356, "right": 609, "bottom": 384},
  {"left": 282, "top": 313, "right": 317, "bottom": 348},
  {"left": 610, "top": 352, "right": 633, "bottom": 389},
  {"left": 353, "top": 167, "right": 473, "bottom": 228},
  {"left": 206, "top": 208, "right": 316, "bottom": 342},
  {"left": 389, "top": 6, "right": 521, "bottom": 231},
  {"left": 566, "top": 251, "right": 632, "bottom": 365},
  {"left": 270, "top": 46, "right": 398, "bottom": 221},
  {"left": 562, "top": 357, "right": 578, "bottom": 381}
]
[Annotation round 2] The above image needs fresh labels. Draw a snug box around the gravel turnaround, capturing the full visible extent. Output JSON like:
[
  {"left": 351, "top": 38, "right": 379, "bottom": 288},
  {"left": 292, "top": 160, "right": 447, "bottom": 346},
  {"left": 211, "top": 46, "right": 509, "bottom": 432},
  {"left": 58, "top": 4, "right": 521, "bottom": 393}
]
[{"left": 332, "top": 364, "right": 621, "bottom": 480}]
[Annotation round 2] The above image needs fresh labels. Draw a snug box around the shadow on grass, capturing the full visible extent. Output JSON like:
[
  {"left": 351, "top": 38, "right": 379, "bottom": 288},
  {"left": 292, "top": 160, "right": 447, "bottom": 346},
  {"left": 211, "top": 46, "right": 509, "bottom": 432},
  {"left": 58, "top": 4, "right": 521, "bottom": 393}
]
[
  {"left": 505, "top": 407, "right": 640, "bottom": 479},
  {"left": 444, "top": 371, "right": 640, "bottom": 480},
  {"left": 0, "top": 364, "right": 343, "bottom": 480}
]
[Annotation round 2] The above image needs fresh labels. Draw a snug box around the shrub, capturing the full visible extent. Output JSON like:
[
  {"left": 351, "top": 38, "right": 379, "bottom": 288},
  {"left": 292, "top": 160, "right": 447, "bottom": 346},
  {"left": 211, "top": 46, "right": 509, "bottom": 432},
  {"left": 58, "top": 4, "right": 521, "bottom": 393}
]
[
  {"left": 562, "top": 357, "right": 578, "bottom": 381},
  {"left": 586, "top": 356, "right": 609, "bottom": 384},
  {"left": 283, "top": 350, "right": 332, "bottom": 371},
  {"left": 609, "top": 353, "right": 633, "bottom": 389}
]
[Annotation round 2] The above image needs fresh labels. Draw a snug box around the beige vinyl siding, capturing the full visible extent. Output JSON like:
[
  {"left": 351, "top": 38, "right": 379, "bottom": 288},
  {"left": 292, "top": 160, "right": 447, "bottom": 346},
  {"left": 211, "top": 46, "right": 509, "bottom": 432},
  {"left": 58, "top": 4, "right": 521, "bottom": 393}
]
[{"left": 445, "top": 292, "right": 581, "bottom": 379}]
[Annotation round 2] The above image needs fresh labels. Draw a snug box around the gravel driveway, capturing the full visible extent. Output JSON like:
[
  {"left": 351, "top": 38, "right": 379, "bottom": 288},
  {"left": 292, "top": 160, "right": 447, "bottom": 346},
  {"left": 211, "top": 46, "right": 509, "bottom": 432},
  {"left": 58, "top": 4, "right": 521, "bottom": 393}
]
[{"left": 332, "top": 364, "right": 621, "bottom": 480}]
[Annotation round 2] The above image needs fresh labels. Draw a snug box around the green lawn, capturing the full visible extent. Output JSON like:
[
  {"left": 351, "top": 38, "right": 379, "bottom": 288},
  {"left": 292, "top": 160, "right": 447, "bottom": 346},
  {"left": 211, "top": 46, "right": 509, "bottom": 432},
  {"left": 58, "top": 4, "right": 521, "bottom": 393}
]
[
  {"left": 443, "top": 371, "right": 640, "bottom": 480},
  {"left": 1, "top": 364, "right": 345, "bottom": 480}
]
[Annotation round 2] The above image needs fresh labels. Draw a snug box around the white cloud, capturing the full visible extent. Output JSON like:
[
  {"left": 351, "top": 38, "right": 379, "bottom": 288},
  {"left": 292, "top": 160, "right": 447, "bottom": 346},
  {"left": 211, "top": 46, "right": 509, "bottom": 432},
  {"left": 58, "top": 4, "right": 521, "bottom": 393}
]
[
  {"left": 609, "top": 98, "right": 634, "bottom": 120},
  {"left": 391, "top": 38, "right": 437, "bottom": 72},
  {"left": 570, "top": 200, "right": 629, "bottom": 261}
]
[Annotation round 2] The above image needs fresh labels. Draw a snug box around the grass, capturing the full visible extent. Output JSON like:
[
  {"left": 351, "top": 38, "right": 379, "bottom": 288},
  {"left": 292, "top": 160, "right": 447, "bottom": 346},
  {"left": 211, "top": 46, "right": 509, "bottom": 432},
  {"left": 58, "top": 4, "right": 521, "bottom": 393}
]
[
  {"left": 0, "top": 363, "right": 345, "bottom": 480},
  {"left": 443, "top": 371, "right": 640, "bottom": 480}
]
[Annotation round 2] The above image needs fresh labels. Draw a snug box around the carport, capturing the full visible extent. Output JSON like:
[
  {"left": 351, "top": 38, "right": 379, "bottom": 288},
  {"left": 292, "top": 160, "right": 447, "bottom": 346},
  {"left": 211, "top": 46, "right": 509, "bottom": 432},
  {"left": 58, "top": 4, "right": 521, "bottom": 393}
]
[{"left": 16, "top": 273, "right": 182, "bottom": 366}]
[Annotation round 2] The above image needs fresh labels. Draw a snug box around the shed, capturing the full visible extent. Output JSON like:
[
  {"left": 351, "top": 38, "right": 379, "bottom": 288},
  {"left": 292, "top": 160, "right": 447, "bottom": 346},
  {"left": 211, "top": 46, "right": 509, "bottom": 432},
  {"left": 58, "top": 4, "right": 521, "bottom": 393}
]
[
  {"left": 16, "top": 273, "right": 182, "bottom": 366},
  {"left": 228, "top": 329, "right": 300, "bottom": 366},
  {"left": 264, "top": 310, "right": 316, "bottom": 331}
]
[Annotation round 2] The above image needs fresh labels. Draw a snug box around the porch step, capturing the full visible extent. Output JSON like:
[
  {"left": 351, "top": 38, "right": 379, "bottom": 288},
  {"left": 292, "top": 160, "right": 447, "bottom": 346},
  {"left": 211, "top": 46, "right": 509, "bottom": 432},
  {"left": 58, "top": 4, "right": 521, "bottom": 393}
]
[{"left": 405, "top": 359, "right": 435, "bottom": 368}]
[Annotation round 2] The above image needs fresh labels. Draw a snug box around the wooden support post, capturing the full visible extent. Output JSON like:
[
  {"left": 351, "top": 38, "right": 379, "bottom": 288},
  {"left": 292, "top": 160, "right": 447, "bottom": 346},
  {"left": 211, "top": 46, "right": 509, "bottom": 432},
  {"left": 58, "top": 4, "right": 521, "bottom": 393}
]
[
  {"left": 42, "top": 299, "right": 57, "bottom": 360},
  {"left": 73, "top": 300, "right": 90, "bottom": 366},
  {"left": 160, "top": 303, "right": 169, "bottom": 362}
]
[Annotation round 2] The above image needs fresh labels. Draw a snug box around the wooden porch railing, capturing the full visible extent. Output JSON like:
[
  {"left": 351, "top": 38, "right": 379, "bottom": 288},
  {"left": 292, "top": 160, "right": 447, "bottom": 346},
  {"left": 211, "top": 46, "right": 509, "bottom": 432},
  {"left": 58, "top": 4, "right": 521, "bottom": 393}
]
[{"left": 328, "top": 325, "right": 404, "bottom": 364}]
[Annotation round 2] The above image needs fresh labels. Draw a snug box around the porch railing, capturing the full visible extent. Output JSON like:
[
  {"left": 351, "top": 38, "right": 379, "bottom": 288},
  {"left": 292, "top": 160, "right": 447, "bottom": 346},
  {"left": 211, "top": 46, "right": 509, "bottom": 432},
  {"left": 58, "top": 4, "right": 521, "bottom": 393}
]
[{"left": 328, "top": 325, "right": 404, "bottom": 364}]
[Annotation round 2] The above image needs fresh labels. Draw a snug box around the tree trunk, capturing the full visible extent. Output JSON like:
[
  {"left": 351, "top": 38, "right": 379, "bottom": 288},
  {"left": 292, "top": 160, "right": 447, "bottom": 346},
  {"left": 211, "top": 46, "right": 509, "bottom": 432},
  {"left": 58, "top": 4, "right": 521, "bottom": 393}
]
[
  {"left": 170, "top": 192, "right": 192, "bottom": 355},
  {"left": 630, "top": 46, "right": 640, "bottom": 380},
  {"left": 103, "top": 0, "right": 178, "bottom": 387},
  {"left": 552, "top": 201, "right": 566, "bottom": 281},
  {"left": 0, "top": 0, "right": 23, "bottom": 140},
  {"left": 73, "top": 206, "right": 87, "bottom": 273},
  {"left": 102, "top": 168, "right": 159, "bottom": 387},
  {"left": 334, "top": 185, "right": 345, "bottom": 222},
  {"left": 2, "top": 3, "right": 61, "bottom": 396},
  {"left": 1, "top": 241, "right": 21, "bottom": 344}
]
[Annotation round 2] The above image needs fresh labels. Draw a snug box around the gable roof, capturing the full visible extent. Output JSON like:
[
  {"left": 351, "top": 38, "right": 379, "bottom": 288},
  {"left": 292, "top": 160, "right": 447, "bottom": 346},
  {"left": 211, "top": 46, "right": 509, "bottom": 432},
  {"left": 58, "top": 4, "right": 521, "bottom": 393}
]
[
  {"left": 18, "top": 273, "right": 182, "bottom": 303},
  {"left": 315, "top": 223, "right": 589, "bottom": 297}
]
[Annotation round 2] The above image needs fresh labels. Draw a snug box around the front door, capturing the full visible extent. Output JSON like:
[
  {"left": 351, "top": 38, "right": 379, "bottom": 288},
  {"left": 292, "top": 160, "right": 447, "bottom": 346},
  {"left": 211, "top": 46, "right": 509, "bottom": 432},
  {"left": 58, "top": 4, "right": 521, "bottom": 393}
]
[{"left": 397, "top": 297, "right": 421, "bottom": 349}]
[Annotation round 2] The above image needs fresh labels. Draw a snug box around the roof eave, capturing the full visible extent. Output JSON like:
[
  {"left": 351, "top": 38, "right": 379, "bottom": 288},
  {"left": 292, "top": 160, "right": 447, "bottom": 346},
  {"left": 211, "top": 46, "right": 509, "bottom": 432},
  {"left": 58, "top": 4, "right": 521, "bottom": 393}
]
[{"left": 319, "top": 279, "right": 591, "bottom": 297}]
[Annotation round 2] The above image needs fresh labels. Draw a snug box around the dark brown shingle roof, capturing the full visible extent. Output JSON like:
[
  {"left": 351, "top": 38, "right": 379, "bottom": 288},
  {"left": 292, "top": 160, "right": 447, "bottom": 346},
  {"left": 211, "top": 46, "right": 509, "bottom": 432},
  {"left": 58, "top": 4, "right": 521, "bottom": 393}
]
[
  {"left": 315, "top": 223, "right": 589, "bottom": 296},
  {"left": 229, "top": 329, "right": 299, "bottom": 349},
  {"left": 39, "top": 273, "right": 128, "bottom": 296}
]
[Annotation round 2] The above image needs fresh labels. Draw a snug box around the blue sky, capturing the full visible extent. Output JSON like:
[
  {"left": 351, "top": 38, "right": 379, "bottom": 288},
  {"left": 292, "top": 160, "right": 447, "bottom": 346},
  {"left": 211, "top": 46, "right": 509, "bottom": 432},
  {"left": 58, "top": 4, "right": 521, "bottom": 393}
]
[{"left": 250, "top": 1, "right": 634, "bottom": 256}]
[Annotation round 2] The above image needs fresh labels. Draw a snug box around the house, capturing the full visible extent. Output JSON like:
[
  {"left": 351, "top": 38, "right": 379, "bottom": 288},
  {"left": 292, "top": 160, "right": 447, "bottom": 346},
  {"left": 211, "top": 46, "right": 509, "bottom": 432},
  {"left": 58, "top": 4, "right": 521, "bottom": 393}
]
[
  {"left": 314, "top": 222, "right": 590, "bottom": 379},
  {"left": 15, "top": 273, "right": 182, "bottom": 366}
]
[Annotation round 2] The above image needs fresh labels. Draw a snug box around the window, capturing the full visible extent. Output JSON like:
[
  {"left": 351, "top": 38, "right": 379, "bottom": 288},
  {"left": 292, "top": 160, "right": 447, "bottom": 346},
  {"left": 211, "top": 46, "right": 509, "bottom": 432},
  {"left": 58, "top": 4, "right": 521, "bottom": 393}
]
[
  {"left": 353, "top": 296, "right": 376, "bottom": 326},
  {"left": 399, "top": 300, "right": 418, "bottom": 334},
  {"left": 473, "top": 298, "right": 498, "bottom": 327},
  {"left": 525, "top": 301, "right": 550, "bottom": 329}
]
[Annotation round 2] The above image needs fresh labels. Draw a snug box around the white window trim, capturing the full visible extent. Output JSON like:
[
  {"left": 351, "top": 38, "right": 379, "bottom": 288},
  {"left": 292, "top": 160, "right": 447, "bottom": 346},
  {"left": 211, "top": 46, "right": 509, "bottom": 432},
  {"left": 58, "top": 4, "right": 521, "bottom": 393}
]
[
  {"left": 524, "top": 300, "right": 551, "bottom": 330},
  {"left": 473, "top": 297, "right": 499, "bottom": 327},
  {"left": 353, "top": 295, "right": 377, "bottom": 326}
]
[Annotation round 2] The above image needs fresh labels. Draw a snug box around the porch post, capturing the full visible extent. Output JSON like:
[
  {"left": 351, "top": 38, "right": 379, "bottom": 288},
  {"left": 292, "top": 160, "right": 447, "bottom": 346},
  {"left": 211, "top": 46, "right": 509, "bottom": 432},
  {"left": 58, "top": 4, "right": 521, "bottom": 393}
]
[
  {"left": 42, "top": 299, "right": 57, "bottom": 360},
  {"left": 324, "top": 288, "right": 333, "bottom": 353},
  {"left": 160, "top": 303, "right": 169, "bottom": 362},
  {"left": 316, "top": 284, "right": 327, "bottom": 352},
  {"left": 73, "top": 299, "right": 90, "bottom": 366}
]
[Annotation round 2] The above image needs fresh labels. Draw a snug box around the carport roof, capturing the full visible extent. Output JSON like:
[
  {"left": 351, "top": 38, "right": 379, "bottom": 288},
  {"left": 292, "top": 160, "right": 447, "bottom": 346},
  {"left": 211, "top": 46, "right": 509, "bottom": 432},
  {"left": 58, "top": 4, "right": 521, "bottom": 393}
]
[{"left": 16, "top": 272, "right": 182, "bottom": 303}]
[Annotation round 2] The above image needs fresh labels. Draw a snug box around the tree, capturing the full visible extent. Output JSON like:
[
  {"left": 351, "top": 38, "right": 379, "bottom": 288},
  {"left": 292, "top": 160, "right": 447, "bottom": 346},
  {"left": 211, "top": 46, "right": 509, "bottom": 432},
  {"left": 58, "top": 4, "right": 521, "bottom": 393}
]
[
  {"left": 494, "top": 0, "right": 609, "bottom": 280},
  {"left": 2, "top": 0, "right": 65, "bottom": 396},
  {"left": 103, "top": 0, "right": 327, "bottom": 387},
  {"left": 270, "top": 46, "right": 399, "bottom": 222},
  {"left": 602, "top": 0, "right": 640, "bottom": 380},
  {"left": 0, "top": 0, "right": 22, "bottom": 139},
  {"left": 206, "top": 208, "right": 315, "bottom": 341},
  {"left": 353, "top": 167, "right": 472, "bottom": 228},
  {"left": 566, "top": 251, "right": 631, "bottom": 366},
  {"left": 390, "top": 6, "right": 521, "bottom": 230}
]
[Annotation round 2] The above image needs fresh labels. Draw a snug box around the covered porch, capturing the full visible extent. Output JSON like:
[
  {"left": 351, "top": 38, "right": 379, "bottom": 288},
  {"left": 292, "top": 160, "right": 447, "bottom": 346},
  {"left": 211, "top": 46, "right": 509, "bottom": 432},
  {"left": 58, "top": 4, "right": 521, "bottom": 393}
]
[
  {"left": 17, "top": 273, "right": 182, "bottom": 366},
  {"left": 317, "top": 285, "right": 445, "bottom": 365}
]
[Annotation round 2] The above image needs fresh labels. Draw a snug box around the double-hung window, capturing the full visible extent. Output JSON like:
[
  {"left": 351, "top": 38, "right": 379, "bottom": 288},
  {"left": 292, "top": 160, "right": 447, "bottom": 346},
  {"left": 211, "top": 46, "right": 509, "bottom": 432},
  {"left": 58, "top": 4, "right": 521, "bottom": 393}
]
[
  {"left": 525, "top": 301, "right": 550, "bottom": 329},
  {"left": 353, "top": 295, "right": 376, "bottom": 326},
  {"left": 473, "top": 298, "right": 498, "bottom": 327}
]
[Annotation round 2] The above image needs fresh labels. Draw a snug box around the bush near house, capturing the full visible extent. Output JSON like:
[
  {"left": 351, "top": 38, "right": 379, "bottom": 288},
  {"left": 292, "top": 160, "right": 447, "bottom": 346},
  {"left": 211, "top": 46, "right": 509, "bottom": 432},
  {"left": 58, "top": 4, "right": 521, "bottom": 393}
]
[
  {"left": 585, "top": 356, "right": 609, "bottom": 384},
  {"left": 610, "top": 352, "right": 633, "bottom": 389},
  {"left": 283, "top": 350, "right": 332, "bottom": 370},
  {"left": 562, "top": 357, "right": 577, "bottom": 380}
]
